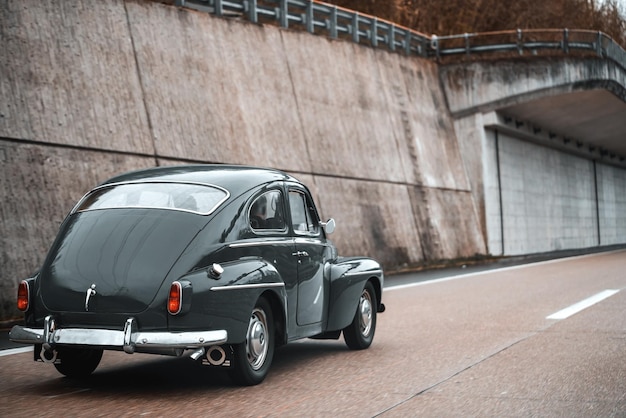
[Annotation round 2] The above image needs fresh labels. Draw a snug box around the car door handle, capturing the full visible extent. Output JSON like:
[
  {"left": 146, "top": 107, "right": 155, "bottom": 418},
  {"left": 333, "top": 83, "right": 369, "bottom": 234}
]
[{"left": 292, "top": 251, "right": 309, "bottom": 257}]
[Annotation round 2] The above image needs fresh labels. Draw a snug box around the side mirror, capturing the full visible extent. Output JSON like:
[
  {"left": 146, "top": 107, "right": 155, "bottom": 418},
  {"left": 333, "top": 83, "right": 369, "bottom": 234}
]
[{"left": 321, "top": 218, "right": 335, "bottom": 234}]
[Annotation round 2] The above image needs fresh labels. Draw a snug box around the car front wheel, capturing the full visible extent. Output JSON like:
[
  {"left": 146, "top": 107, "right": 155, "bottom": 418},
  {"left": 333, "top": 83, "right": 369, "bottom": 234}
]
[
  {"left": 343, "top": 281, "right": 377, "bottom": 350},
  {"left": 53, "top": 347, "right": 103, "bottom": 378},
  {"left": 231, "top": 297, "right": 275, "bottom": 386}
]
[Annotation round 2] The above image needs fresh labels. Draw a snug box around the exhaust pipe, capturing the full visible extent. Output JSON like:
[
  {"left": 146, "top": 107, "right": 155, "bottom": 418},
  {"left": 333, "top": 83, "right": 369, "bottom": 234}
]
[
  {"left": 40, "top": 347, "right": 57, "bottom": 363},
  {"left": 189, "top": 347, "right": 205, "bottom": 361},
  {"left": 206, "top": 346, "right": 226, "bottom": 366}
]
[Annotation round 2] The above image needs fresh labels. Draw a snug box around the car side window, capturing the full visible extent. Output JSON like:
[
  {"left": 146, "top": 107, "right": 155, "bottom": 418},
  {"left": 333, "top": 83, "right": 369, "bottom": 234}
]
[
  {"left": 249, "top": 190, "right": 286, "bottom": 231},
  {"left": 289, "top": 190, "right": 319, "bottom": 235}
]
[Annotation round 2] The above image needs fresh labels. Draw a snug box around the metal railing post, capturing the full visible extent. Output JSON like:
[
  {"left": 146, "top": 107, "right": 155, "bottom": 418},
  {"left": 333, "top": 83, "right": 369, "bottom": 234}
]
[
  {"left": 597, "top": 31, "right": 603, "bottom": 56},
  {"left": 464, "top": 33, "right": 470, "bottom": 56},
  {"left": 305, "top": 1, "right": 314, "bottom": 33},
  {"left": 371, "top": 18, "right": 378, "bottom": 47},
  {"left": 329, "top": 6, "right": 337, "bottom": 39},
  {"left": 431, "top": 34, "right": 439, "bottom": 59},
  {"left": 563, "top": 28, "right": 569, "bottom": 53},
  {"left": 404, "top": 30, "right": 411, "bottom": 55},
  {"left": 247, "top": 0, "right": 258, "bottom": 24},
  {"left": 279, "top": 0, "right": 288, "bottom": 28},
  {"left": 352, "top": 13, "right": 359, "bottom": 43},
  {"left": 215, "top": 0, "right": 223, "bottom": 17},
  {"left": 517, "top": 29, "right": 523, "bottom": 54},
  {"left": 388, "top": 24, "right": 395, "bottom": 51}
]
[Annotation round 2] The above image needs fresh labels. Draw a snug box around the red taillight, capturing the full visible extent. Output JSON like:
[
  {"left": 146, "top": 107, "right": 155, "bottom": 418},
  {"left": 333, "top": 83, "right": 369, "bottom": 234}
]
[
  {"left": 17, "top": 281, "right": 29, "bottom": 312},
  {"left": 168, "top": 282, "right": 182, "bottom": 315}
]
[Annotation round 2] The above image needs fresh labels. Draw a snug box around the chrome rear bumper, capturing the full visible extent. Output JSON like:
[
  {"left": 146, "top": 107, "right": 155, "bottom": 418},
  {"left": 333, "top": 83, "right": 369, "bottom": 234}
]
[{"left": 9, "top": 316, "right": 227, "bottom": 354}]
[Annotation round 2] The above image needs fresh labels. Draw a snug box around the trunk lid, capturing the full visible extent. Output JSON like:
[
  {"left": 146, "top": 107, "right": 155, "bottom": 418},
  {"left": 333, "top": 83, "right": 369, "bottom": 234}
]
[{"left": 40, "top": 209, "right": 206, "bottom": 314}]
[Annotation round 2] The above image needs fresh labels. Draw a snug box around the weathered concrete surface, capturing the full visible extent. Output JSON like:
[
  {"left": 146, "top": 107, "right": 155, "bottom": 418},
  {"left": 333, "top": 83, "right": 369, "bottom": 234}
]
[
  {"left": 125, "top": 2, "right": 310, "bottom": 170},
  {"left": 409, "top": 186, "right": 486, "bottom": 261},
  {"left": 279, "top": 33, "right": 411, "bottom": 183},
  {"left": 440, "top": 58, "right": 626, "bottom": 157},
  {"left": 0, "top": 0, "right": 153, "bottom": 153},
  {"left": 441, "top": 58, "right": 626, "bottom": 116},
  {"left": 453, "top": 113, "right": 489, "bottom": 241}
]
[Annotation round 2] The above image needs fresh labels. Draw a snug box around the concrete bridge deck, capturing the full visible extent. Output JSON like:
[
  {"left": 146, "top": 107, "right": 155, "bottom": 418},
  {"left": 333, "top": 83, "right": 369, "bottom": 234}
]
[{"left": 441, "top": 57, "right": 626, "bottom": 163}]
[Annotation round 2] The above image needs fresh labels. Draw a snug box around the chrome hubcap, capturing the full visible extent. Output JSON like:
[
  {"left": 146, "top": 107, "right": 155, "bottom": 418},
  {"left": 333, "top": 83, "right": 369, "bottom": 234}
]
[
  {"left": 359, "top": 290, "right": 373, "bottom": 337},
  {"left": 246, "top": 308, "right": 268, "bottom": 370}
]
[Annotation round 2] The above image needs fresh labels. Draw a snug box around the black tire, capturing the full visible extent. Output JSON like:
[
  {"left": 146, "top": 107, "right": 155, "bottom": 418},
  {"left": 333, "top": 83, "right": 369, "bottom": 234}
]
[
  {"left": 53, "top": 347, "right": 103, "bottom": 378},
  {"left": 343, "top": 281, "right": 377, "bottom": 350},
  {"left": 230, "top": 297, "right": 275, "bottom": 386}
]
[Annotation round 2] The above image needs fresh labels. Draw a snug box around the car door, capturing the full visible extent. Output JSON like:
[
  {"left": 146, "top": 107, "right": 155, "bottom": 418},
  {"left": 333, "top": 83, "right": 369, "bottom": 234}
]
[{"left": 287, "top": 185, "right": 331, "bottom": 326}]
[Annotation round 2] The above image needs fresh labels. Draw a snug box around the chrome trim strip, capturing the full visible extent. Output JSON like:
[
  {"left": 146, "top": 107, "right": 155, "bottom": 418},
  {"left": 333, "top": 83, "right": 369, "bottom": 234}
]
[
  {"left": 9, "top": 324, "right": 228, "bottom": 351},
  {"left": 229, "top": 240, "right": 291, "bottom": 248},
  {"left": 343, "top": 269, "right": 383, "bottom": 277},
  {"left": 210, "top": 282, "right": 285, "bottom": 291},
  {"left": 133, "top": 330, "right": 227, "bottom": 348}
]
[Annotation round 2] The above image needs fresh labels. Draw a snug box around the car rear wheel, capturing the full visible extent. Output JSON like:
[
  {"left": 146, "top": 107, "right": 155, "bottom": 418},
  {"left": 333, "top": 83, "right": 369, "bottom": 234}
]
[
  {"left": 53, "top": 347, "right": 103, "bottom": 378},
  {"left": 343, "top": 281, "right": 377, "bottom": 350},
  {"left": 231, "top": 297, "right": 275, "bottom": 386}
]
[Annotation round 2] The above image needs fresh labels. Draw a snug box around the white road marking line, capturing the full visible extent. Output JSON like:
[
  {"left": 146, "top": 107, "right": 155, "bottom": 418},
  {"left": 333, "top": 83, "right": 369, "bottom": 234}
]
[
  {"left": 0, "top": 346, "right": 32, "bottom": 357},
  {"left": 547, "top": 289, "right": 620, "bottom": 320},
  {"left": 44, "top": 388, "right": 91, "bottom": 398},
  {"left": 385, "top": 250, "right": 625, "bottom": 292}
]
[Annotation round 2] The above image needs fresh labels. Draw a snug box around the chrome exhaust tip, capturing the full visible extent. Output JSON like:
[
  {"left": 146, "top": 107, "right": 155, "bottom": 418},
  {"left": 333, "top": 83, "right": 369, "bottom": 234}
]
[
  {"left": 206, "top": 346, "right": 226, "bottom": 366},
  {"left": 189, "top": 347, "right": 205, "bottom": 361}
]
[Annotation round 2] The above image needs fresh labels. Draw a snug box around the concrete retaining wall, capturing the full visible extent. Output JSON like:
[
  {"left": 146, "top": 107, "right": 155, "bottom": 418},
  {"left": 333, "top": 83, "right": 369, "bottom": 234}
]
[{"left": 0, "top": 0, "right": 485, "bottom": 321}]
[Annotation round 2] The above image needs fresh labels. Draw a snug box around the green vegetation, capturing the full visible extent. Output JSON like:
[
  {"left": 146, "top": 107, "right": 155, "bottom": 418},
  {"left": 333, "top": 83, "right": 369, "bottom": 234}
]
[{"left": 330, "top": 0, "right": 626, "bottom": 47}]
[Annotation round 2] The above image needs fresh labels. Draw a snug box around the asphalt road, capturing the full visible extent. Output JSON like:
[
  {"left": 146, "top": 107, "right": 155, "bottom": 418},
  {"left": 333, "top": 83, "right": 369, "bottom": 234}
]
[{"left": 1, "top": 249, "right": 625, "bottom": 417}]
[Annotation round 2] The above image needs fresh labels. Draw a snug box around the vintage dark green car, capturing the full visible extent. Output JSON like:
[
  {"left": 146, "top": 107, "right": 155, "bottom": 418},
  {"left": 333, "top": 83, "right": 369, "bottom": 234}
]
[{"left": 10, "top": 165, "right": 385, "bottom": 385}]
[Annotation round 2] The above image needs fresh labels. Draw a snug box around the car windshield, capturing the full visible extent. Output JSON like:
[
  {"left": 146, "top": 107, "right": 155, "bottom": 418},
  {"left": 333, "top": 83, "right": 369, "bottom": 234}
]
[{"left": 73, "top": 182, "right": 229, "bottom": 215}]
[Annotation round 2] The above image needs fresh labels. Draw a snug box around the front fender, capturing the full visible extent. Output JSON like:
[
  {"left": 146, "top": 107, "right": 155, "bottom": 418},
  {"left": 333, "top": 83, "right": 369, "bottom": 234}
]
[
  {"left": 326, "top": 257, "right": 384, "bottom": 332},
  {"left": 167, "top": 258, "right": 288, "bottom": 344}
]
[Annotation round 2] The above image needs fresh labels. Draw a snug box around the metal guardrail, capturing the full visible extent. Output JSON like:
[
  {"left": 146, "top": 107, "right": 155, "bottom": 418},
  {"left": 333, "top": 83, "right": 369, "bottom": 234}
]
[
  {"left": 174, "top": 0, "right": 626, "bottom": 71},
  {"left": 432, "top": 29, "right": 626, "bottom": 71},
  {"left": 174, "top": 0, "right": 430, "bottom": 56}
]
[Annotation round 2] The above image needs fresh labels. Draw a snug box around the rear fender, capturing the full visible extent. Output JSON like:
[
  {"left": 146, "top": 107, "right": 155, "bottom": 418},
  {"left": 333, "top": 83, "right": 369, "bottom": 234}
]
[
  {"left": 167, "top": 258, "right": 288, "bottom": 344},
  {"left": 326, "top": 257, "right": 384, "bottom": 331}
]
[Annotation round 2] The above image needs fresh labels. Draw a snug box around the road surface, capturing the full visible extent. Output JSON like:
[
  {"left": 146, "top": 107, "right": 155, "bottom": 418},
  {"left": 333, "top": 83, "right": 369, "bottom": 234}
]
[{"left": 1, "top": 250, "right": 624, "bottom": 417}]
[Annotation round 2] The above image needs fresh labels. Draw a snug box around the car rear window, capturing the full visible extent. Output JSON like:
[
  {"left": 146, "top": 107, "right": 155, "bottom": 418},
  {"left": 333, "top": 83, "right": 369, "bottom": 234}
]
[{"left": 74, "top": 182, "right": 229, "bottom": 215}]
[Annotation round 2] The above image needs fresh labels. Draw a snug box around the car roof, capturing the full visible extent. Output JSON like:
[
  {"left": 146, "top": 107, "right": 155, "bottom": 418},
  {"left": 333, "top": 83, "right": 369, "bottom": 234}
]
[{"left": 100, "top": 165, "right": 300, "bottom": 196}]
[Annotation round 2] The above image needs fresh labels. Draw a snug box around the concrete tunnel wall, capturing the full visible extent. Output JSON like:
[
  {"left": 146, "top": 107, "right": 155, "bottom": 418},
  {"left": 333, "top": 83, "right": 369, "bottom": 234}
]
[
  {"left": 0, "top": 0, "right": 485, "bottom": 322},
  {"left": 482, "top": 130, "right": 626, "bottom": 256}
]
